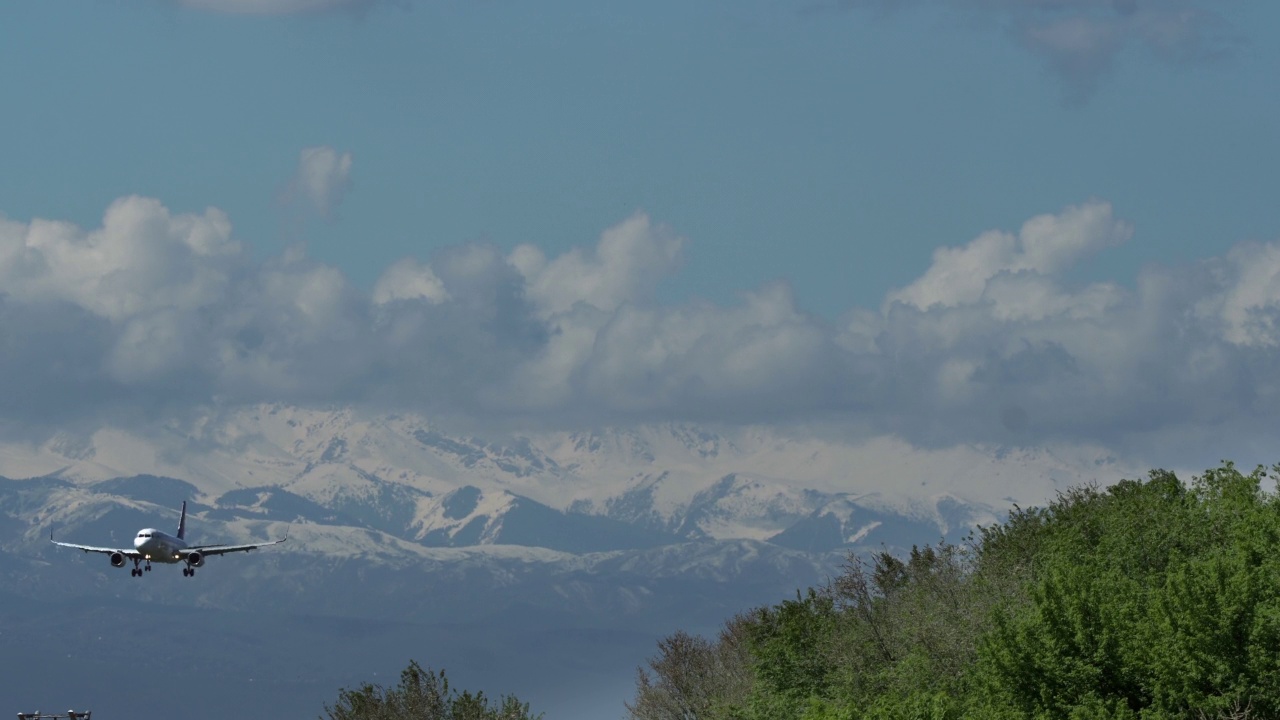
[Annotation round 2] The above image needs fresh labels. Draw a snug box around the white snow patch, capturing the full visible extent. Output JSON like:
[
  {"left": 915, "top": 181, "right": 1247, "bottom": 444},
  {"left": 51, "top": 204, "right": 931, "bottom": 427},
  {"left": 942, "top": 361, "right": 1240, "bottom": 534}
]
[{"left": 847, "top": 521, "right": 881, "bottom": 544}]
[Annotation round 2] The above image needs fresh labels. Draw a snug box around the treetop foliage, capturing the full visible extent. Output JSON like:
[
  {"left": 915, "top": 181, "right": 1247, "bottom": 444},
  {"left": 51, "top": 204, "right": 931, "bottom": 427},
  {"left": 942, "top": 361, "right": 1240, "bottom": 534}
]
[
  {"left": 629, "top": 462, "right": 1280, "bottom": 720},
  {"left": 323, "top": 660, "right": 542, "bottom": 720}
]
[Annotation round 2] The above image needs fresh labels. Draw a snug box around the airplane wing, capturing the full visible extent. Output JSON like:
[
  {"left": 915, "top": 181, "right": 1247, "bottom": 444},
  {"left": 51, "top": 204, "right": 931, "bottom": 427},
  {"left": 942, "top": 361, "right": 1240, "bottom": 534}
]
[
  {"left": 189, "top": 537, "right": 287, "bottom": 557},
  {"left": 50, "top": 537, "right": 142, "bottom": 558}
]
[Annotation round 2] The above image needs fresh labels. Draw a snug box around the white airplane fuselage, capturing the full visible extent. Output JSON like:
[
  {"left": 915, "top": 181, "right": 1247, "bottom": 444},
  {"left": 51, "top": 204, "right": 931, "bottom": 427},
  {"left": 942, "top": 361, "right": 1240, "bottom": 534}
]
[
  {"left": 134, "top": 528, "right": 190, "bottom": 564},
  {"left": 52, "top": 501, "right": 285, "bottom": 577}
]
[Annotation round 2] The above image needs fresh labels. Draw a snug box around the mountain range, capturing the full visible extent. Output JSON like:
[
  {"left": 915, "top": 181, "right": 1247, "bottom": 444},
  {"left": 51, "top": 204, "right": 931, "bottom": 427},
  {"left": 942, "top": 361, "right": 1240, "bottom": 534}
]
[{"left": 0, "top": 405, "right": 1138, "bottom": 719}]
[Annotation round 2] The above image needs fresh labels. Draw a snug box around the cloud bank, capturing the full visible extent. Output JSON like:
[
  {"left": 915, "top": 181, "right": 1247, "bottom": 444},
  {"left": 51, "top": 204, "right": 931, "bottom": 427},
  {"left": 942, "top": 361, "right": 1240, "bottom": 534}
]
[{"left": 2, "top": 193, "right": 1280, "bottom": 460}]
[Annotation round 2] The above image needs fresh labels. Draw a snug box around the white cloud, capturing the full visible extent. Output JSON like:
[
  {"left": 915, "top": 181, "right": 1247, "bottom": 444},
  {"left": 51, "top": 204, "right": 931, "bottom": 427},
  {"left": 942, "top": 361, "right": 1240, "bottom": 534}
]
[
  {"left": 849, "top": 203, "right": 1280, "bottom": 454},
  {"left": 512, "top": 282, "right": 843, "bottom": 419},
  {"left": 373, "top": 258, "right": 450, "bottom": 305},
  {"left": 5, "top": 194, "right": 1280, "bottom": 466},
  {"left": 886, "top": 199, "right": 1131, "bottom": 315},
  {"left": 1194, "top": 242, "right": 1280, "bottom": 348},
  {"left": 516, "top": 212, "right": 684, "bottom": 317},
  {"left": 2, "top": 196, "right": 240, "bottom": 321},
  {"left": 280, "top": 146, "right": 354, "bottom": 221},
  {"left": 0, "top": 196, "right": 241, "bottom": 390}
]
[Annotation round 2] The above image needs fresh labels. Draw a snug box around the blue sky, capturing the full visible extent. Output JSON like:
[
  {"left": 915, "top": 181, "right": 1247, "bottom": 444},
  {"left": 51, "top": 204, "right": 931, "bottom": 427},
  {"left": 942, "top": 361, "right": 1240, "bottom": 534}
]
[{"left": 1, "top": 0, "right": 1278, "bottom": 466}]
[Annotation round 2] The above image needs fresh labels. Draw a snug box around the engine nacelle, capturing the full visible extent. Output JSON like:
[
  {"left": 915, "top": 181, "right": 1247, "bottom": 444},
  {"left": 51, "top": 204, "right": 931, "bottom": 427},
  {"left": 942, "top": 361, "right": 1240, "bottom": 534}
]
[
  {"left": 186, "top": 551, "right": 204, "bottom": 568},
  {"left": 110, "top": 551, "right": 126, "bottom": 568}
]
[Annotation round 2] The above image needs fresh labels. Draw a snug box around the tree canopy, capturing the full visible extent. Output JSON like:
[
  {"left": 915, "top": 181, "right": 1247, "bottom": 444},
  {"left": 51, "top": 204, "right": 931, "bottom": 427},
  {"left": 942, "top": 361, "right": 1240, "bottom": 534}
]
[
  {"left": 629, "top": 463, "right": 1280, "bottom": 720},
  {"left": 324, "top": 660, "right": 542, "bottom": 720}
]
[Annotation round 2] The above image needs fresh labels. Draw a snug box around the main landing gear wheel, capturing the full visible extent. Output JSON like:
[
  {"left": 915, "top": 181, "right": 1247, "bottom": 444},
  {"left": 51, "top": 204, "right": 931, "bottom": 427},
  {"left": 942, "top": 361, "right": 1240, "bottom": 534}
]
[{"left": 183, "top": 567, "right": 195, "bottom": 577}]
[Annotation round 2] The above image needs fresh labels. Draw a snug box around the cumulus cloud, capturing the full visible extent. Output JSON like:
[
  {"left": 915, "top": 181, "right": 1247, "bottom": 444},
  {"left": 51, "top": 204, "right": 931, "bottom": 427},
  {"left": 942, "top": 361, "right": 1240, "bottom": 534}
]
[
  {"left": 6, "top": 194, "right": 1280, "bottom": 463},
  {"left": 279, "top": 146, "right": 354, "bottom": 222},
  {"left": 514, "top": 212, "right": 684, "bottom": 317},
  {"left": 373, "top": 258, "right": 449, "bottom": 305},
  {"left": 824, "top": 0, "right": 1238, "bottom": 101},
  {"left": 841, "top": 199, "right": 1280, "bottom": 456},
  {"left": 0, "top": 197, "right": 241, "bottom": 389},
  {"left": 887, "top": 199, "right": 1131, "bottom": 313}
]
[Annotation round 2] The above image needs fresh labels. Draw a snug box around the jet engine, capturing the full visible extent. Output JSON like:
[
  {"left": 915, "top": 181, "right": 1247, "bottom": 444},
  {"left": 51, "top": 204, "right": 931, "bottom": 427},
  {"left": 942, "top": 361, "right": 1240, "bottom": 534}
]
[
  {"left": 186, "top": 551, "right": 204, "bottom": 568},
  {"left": 110, "top": 551, "right": 126, "bottom": 568}
]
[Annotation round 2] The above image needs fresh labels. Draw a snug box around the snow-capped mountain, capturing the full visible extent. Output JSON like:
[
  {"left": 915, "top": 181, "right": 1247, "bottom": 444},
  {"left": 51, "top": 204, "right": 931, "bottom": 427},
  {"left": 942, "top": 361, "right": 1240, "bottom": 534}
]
[{"left": 0, "top": 404, "right": 1137, "bottom": 558}]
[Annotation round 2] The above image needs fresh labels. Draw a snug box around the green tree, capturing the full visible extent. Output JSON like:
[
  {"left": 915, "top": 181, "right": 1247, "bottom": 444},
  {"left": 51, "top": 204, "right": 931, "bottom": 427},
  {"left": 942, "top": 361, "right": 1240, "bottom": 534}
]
[
  {"left": 323, "top": 660, "right": 542, "bottom": 720},
  {"left": 974, "top": 464, "right": 1280, "bottom": 719},
  {"left": 627, "top": 615, "right": 754, "bottom": 720},
  {"left": 977, "top": 563, "right": 1145, "bottom": 719},
  {"left": 629, "top": 462, "right": 1280, "bottom": 720},
  {"left": 743, "top": 588, "right": 841, "bottom": 719}
]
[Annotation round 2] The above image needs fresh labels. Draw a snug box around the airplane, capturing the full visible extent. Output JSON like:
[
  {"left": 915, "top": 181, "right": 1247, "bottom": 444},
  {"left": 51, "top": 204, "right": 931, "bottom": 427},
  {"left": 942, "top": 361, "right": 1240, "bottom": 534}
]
[{"left": 50, "top": 501, "right": 286, "bottom": 577}]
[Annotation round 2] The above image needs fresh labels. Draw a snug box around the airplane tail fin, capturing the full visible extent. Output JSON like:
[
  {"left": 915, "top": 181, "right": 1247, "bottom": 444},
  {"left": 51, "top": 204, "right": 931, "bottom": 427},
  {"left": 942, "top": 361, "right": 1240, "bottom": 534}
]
[{"left": 177, "top": 501, "right": 187, "bottom": 540}]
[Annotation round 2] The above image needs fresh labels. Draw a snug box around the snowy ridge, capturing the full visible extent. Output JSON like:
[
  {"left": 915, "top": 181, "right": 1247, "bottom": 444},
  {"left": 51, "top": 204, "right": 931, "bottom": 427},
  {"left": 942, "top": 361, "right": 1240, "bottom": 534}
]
[
  {"left": 409, "top": 486, "right": 518, "bottom": 545},
  {"left": 0, "top": 405, "right": 1144, "bottom": 556}
]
